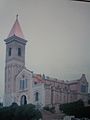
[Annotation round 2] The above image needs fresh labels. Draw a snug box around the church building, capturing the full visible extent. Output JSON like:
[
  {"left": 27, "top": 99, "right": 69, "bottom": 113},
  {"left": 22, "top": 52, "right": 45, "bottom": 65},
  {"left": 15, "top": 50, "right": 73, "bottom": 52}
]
[{"left": 4, "top": 16, "right": 89, "bottom": 108}]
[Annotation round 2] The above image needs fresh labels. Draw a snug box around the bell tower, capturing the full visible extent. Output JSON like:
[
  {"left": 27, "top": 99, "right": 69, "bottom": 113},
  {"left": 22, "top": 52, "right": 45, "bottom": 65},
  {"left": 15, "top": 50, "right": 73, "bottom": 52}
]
[{"left": 4, "top": 15, "right": 27, "bottom": 106}]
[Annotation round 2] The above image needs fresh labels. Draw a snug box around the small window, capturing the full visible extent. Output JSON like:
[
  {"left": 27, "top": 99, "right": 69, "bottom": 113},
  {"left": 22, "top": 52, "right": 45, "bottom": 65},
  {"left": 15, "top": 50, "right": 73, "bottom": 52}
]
[
  {"left": 18, "top": 48, "right": 21, "bottom": 56},
  {"left": 81, "top": 85, "right": 86, "bottom": 93},
  {"left": 9, "top": 48, "right": 12, "bottom": 56},
  {"left": 35, "top": 92, "right": 39, "bottom": 101},
  {"left": 24, "top": 79, "right": 27, "bottom": 89},
  {"left": 20, "top": 80, "right": 23, "bottom": 90},
  {"left": 34, "top": 82, "right": 37, "bottom": 85}
]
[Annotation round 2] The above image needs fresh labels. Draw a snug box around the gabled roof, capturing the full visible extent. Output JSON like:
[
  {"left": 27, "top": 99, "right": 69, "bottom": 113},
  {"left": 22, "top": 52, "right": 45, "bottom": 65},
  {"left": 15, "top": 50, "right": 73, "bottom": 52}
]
[
  {"left": 65, "top": 74, "right": 87, "bottom": 85},
  {"left": 15, "top": 67, "right": 33, "bottom": 79},
  {"left": 33, "top": 74, "right": 45, "bottom": 83},
  {"left": 8, "top": 15, "right": 25, "bottom": 39}
]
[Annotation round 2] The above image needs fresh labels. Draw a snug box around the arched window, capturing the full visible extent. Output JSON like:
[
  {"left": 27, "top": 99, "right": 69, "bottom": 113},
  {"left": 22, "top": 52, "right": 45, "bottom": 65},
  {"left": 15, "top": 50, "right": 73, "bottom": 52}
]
[
  {"left": 20, "top": 95, "right": 27, "bottom": 105},
  {"left": 9, "top": 48, "right": 12, "bottom": 56},
  {"left": 35, "top": 92, "right": 39, "bottom": 101},
  {"left": 18, "top": 48, "right": 21, "bottom": 56},
  {"left": 81, "top": 85, "right": 86, "bottom": 93}
]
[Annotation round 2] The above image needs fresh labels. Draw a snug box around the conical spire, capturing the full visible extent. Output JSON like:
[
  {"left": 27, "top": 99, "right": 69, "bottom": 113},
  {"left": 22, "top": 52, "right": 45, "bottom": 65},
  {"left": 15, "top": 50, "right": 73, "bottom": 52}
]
[{"left": 8, "top": 15, "right": 25, "bottom": 39}]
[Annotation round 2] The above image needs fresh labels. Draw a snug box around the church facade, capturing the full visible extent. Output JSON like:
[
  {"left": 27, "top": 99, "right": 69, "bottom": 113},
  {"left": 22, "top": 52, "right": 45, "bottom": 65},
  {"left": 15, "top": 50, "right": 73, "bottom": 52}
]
[{"left": 4, "top": 16, "right": 89, "bottom": 108}]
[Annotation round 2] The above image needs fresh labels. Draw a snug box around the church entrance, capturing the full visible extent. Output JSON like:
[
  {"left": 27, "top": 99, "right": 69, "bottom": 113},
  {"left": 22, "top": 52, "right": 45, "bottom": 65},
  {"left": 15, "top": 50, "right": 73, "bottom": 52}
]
[{"left": 20, "top": 95, "right": 27, "bottom": 105}]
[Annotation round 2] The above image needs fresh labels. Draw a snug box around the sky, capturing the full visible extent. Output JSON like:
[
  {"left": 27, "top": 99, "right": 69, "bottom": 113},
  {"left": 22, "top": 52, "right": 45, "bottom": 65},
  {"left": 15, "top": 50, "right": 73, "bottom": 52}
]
[{"left": 0, "top": 0, "right": 90, "bottom": 97}]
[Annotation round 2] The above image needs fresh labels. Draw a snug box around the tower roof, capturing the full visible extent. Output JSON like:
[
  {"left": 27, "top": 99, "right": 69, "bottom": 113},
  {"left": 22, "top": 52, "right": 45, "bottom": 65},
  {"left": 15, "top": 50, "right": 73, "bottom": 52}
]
[{"left": 8, "top": 15, "right": 25, "bottom": 39}]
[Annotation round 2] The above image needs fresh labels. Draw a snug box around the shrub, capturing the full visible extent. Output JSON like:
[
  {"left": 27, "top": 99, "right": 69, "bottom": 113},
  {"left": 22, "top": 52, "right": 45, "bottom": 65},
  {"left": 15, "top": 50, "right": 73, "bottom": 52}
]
[
  {"left": 0, "top": 104, "right": 42, "bottom": 120},
  {"left": 43, "top": 106, "right": 50, "bottom": 111},
  {"left": 43, "top": 106, "right": 55, "bottom": 113},
  {"left": 49, "top": 106, "right": 55, "bottom": 113}
]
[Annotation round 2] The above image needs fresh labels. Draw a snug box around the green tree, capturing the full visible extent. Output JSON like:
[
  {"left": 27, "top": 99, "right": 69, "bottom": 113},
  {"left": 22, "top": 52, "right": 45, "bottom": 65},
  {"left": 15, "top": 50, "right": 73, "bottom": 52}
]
[
  {"left": 59, "top": 100, "right": 85, "bottom": 118},
  {"left": 0, "top": 103, "right": 3, "bottom": 108},
  {"left": 0, "top": 104, "right": 42, "bottom": 120}
]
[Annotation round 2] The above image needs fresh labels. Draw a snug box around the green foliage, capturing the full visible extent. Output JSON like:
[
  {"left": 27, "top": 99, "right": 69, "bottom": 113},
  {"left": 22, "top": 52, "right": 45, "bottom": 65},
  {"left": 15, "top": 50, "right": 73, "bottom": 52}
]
[
  {"left": 59, "top": 100, "right": 90, "bottom": 119},
  {"left": 43, "top": 106, "right": 50, "bottom": 111},
  {"left": 0, "top": 103, "right": 3, "bottom": 108},
  {"left": 43, "top": 106, "right": 55, "bottom": 113},
  {"left": 49, "top": 106, "right": 55, "bottom": 113},
  {"left": 0, "top": 104, "right": 42, "bottom": 120},
  {"left": 88, "top": 99, "right": 90, "bottom": 104},
  {"left": 10, "top": 102, "right": 18, "bottom": 107}
]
